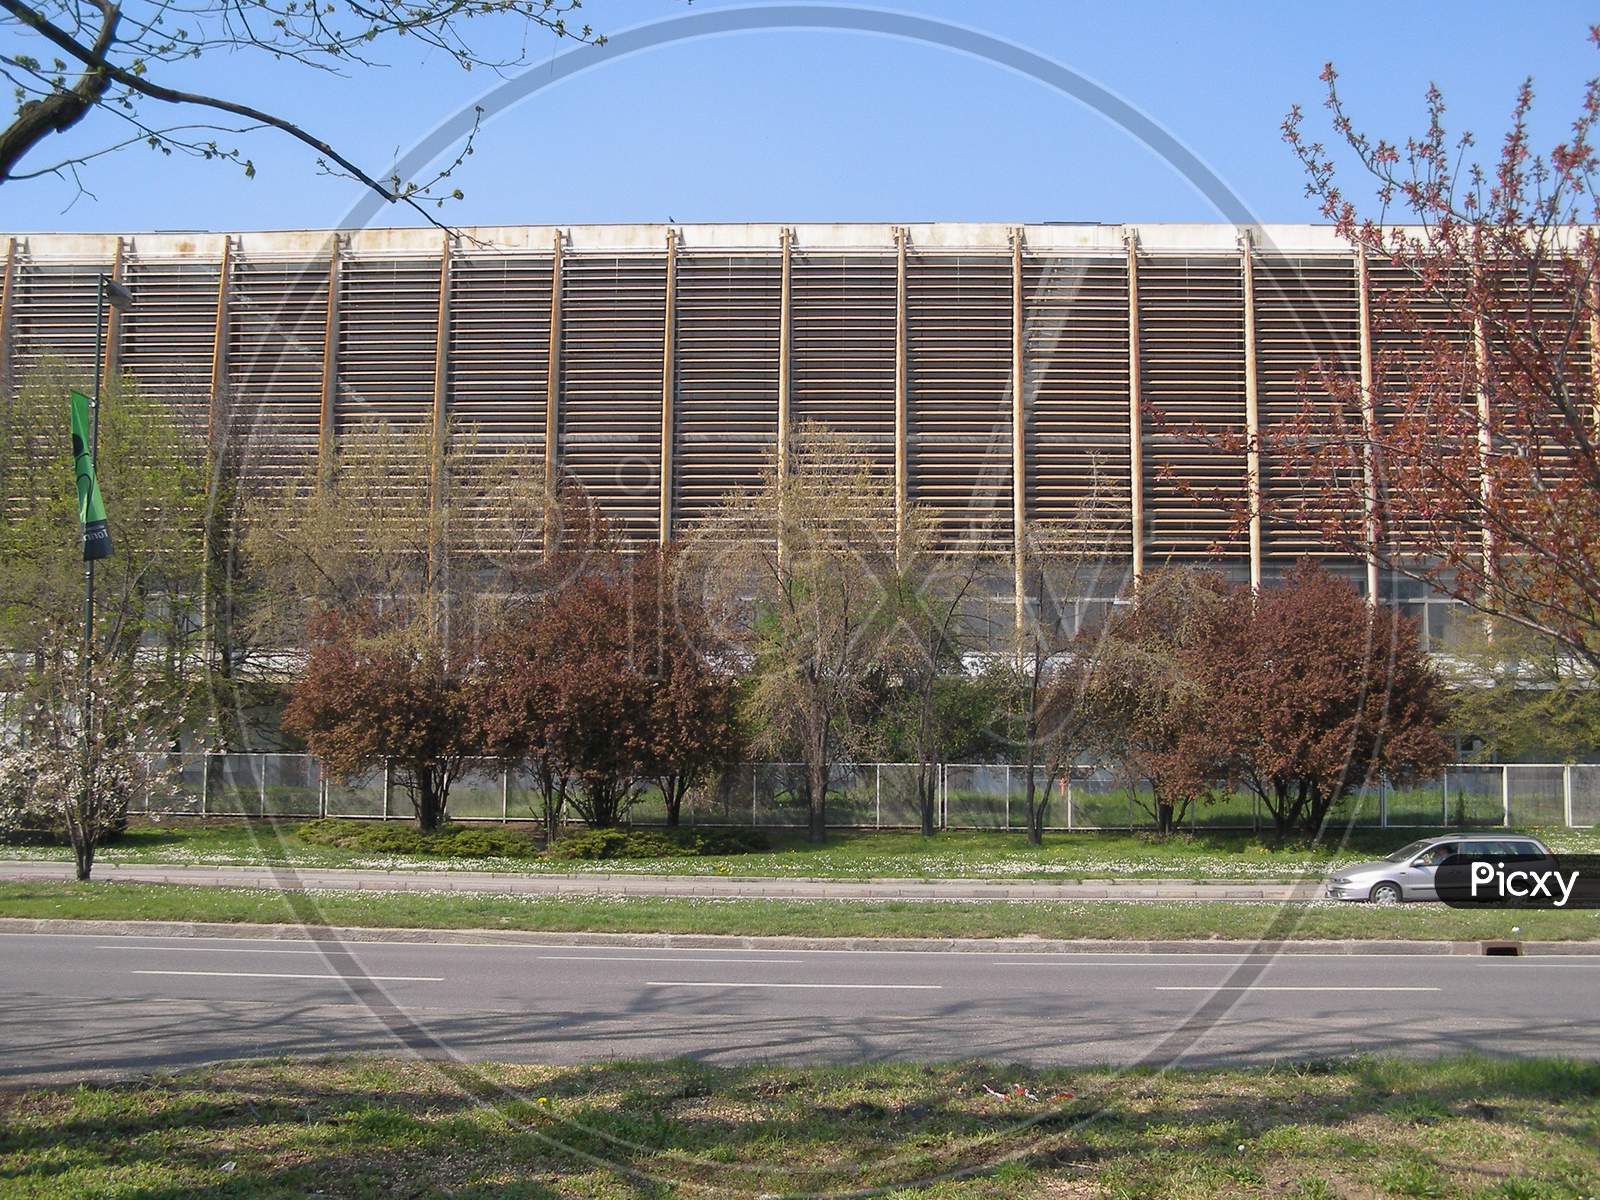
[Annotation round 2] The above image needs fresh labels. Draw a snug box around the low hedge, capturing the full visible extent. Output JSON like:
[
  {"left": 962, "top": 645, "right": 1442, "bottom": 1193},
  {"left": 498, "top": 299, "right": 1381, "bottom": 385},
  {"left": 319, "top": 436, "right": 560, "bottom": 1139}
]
[
  {"left": 293, "top": 819, "right": 541, "bottom": 859},
  {"left": 292, "top": 819, "right": 769, "bottom": 861},
  {"left": 542, "top": 827, "right": 770, "bottom": 861}
]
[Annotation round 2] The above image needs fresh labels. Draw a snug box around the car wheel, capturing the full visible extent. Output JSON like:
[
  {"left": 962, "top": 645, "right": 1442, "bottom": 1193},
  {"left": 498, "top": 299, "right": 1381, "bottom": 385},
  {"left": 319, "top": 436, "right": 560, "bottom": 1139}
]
[{"left": 1369, "top": 881, "right": 1403, "bottom": 906}]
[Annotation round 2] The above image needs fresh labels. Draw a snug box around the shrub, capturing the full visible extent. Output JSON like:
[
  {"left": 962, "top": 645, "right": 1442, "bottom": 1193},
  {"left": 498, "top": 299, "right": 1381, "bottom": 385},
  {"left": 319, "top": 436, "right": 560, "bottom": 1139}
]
[
  {"left": 543, "top": 826, "right": 770, "bottom": 862},
  {"left": 293, "top": 819, "right": 540, "bottom": 859}
]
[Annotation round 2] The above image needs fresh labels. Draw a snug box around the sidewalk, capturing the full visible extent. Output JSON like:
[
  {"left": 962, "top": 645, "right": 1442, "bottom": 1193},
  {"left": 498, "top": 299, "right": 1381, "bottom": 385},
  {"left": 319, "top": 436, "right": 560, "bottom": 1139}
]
[{"left": 0, "top": 859, "right": 1322, "bottom": 901}]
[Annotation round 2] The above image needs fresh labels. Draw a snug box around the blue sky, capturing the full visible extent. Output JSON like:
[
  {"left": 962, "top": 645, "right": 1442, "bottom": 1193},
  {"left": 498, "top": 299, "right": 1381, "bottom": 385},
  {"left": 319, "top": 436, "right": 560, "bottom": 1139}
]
[{"left": 3, "top": 0, "right": 1597, "bottom": 232}]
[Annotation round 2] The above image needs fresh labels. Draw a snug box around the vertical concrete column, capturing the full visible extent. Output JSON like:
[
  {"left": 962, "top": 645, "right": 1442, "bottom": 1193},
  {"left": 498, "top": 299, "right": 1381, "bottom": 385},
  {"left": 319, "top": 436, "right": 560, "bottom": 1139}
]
[
  {"left": 1472, "top": 297, "right": 1496, "bottom": 578},
  {"left": 1239, "top": 229, "right": 1263, "bottom": 593},
  {"left": 208, "top": 237, "right": 232, "bottom": 453},
  {"left": 431, "top": 232, "right": 453, "bottom": 515},
  {"left": 544, "top": 230, "right": 563, "bottom": 554},
  {"left": 777, "top": 227, "right": 793, "bottom": 568},
  {"left": 1356, "top": 251, "right": 1382, "bottom": 604},
  {"left": 0, "top": 238, "right": 16, "bottom": 398},
  {"left": 660, "top": 227, "right": 678, "bottom": 545},
  {"left": 894, "top": 225, "right": 910, "bottom": 564},
  {"left": 777, "top": 227, "right": 793, "bottom": 474},
  {"left": 104, "top": 237, "right": 126, "bottom": 380},
  {"left": 1124, "top": 228, "right": 1145, "bottom": 590},
  {"left": 1011, "top": 226, "right": 1027, "bottom": 643},
  {"left": 202, "top": 237, "right": 233, "bottom": 675},
  {"left": 318, "top": 236, "right": 342, "bottom": 481}
]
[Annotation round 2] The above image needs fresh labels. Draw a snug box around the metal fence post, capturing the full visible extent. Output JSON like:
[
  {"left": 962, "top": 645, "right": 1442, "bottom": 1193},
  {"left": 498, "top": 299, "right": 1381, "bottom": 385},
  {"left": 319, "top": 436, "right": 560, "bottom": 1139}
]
[
  {"left": 1501, "top": 765, "right": 1511, "bottom": 828},
  {"left": 1378, "top": 777, "right": 1387, "bottom": 829},
  {"left": 752, "top": 763, "right": 759, "bottom": 827},
  {"left": 319, "top": 764, "right": 328, "bottom": 819},
  {"left": 1066, "top": 771, "right": 1074, "bottom": 831},
  {"left": 502, "top": 765, "right": 510, "bottom": 824},
  {"left": 1004, "top": 765, "right": 1011, "bottom": 831},
  {"left": 1442, "top": 769, "right": 1450, "bottom": 827},
  {"left": 383, "top": 759, "right": 391, "bottom": 821},
  {"left": 875, "top": 764, "right": 882, "bottom": 830},
  {"left": 201, "top": 753, "right": 210, "bottom": 817},
  {"left": 258, "top": 753, "right": 268, "bottom": 817},
  {"left": 1565, "top": 763, "right": 1574, "bottom": 829}
]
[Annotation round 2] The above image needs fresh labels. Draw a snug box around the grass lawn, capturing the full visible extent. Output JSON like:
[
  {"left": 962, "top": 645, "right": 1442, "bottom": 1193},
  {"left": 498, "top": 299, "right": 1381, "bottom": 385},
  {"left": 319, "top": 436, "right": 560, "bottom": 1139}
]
[
  {"left": 3, "top": 880, "right": 1598, "bottom": 941},
  {"left": 2, "top": 1055, "right": 1596, "bottom": 1198},
  {"left": 7, "top": 820, "right": 1599, "bottom": 881}
]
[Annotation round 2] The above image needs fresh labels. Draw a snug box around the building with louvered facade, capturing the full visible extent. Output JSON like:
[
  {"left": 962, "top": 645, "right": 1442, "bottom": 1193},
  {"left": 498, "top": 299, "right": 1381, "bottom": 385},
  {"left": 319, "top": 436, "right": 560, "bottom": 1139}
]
[{"left": 0, "top": 222, "right": 1509, "bottom": 647}]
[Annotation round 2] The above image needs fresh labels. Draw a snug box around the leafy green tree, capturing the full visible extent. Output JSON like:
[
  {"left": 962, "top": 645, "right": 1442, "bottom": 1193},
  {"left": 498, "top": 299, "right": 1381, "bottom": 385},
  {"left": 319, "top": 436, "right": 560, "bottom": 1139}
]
[
  {"left": 688, "top": 425, "right": 901, "bottom": 844},
  {"left": 0, "top": 360, "right": 208, "bottom": 685},
  {"left": 1446, "top": 621, "right": 1600, "bottom": 763}
]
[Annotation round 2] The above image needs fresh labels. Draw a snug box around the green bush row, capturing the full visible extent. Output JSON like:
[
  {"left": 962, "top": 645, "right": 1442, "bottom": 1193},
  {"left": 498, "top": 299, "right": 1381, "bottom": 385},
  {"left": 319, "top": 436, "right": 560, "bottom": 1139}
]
[{"left": 292, "top": 819, "right": 770, "bottom": 861}]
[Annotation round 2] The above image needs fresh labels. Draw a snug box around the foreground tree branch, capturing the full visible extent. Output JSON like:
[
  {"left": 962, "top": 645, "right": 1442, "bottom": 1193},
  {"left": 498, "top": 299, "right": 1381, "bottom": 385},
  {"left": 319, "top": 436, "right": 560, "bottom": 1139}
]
[{"left": 0, "top": 0, "right": 599, "bottom": 217}]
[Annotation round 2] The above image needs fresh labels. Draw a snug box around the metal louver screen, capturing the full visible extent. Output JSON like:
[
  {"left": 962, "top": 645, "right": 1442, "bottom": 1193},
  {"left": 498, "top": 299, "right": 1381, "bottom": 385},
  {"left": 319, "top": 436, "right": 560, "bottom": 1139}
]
[
  {"left": 1024, "top": 255, "right": 1130, "bottom": 548},
  {"left": 10, "top": 255, "right": 112, "bottom": 381},
  {"left": 1367, "top": 259, "right": 1474, "bottom": 554},
  {"left": 120, "top": 256, "right": 218, "bottom": 450},
  {"left": 560, "top": 253, "right": 665, "bottom": 545},
  {"left": 1138, "top": 254, "right": 1248, "bottom": 561},
  {"left": 1254, "top": 254, "right": 1361, "bottom": 562},
  {"left": 226, "top": 256, "right": 328, "bottom": 489},
  {"left": 791, "top": 252, "right": 895, "bottom": 476},
  {"left": 337, "top": 254, "right": 439, "bottom": 500},
  {"left": 674, "top": 252, "right": 780, "bottom": 535},
  {"left": 448, "top": 252, "right": 551, "bottom": 549},
  {"left": 908, "top": 252, "right": 1011, "bottom": 549}
]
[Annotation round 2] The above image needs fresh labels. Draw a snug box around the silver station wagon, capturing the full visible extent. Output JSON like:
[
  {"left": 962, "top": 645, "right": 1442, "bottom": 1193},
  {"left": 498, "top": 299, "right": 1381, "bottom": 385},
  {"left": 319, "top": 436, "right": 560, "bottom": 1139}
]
[{"left": 1325, "top": 834, "right": 1555, "bottom": 904}]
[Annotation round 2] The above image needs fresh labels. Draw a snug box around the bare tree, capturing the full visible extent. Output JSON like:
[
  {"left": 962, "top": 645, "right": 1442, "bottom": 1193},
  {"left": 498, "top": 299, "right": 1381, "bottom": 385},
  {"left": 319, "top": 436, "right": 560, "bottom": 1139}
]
[
  {"left": 687, "top": 424, "right": 901, "bottom": 844},
  {"left": 1011, "top": 475, "right": 1124, "bottom": 846},
  {"left": 0, "top": 0, "right": 599, "bottom": 217}
]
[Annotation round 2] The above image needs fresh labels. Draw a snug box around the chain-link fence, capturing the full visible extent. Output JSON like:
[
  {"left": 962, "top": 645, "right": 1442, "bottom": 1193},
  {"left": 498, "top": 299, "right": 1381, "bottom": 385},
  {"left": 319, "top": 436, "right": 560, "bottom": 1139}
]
[{"left": 125, "top": 754, "right": 1599, "bottom": 829}]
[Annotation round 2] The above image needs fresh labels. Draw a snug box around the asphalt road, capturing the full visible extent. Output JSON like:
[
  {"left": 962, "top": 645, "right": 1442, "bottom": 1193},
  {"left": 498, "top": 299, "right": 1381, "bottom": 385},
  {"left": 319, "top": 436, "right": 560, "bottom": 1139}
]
[{"left": 3, "top": 930, "right": 1597, "bottom": 1085}]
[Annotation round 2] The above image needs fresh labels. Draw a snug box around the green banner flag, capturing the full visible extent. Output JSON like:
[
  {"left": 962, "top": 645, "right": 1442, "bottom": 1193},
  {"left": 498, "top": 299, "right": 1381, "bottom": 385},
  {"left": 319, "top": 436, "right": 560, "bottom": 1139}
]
[{"left": 69, "top": 390, "right": 113, "bottom": 561}]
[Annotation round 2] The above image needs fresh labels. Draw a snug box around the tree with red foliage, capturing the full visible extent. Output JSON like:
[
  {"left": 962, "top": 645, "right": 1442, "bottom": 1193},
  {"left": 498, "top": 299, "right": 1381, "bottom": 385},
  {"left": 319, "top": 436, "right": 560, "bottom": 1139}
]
[
  {"left": 283, "top": 606, "right": 480, "bottom": 833},
  {"left": 1211, "top": 563, "right": 1449, "bottom": 838},
  {"left": 1280, "top": 34, "right": 1600, "bottom": 668},
  {"left": 1087, "top": 569, "right": 1238, "bottom": 837},
  {"left": 477, "top": 543, "right": 742, "bottom": 833},
  {"left": 632, "top": 547, "right": 744, "bottom": 828}
]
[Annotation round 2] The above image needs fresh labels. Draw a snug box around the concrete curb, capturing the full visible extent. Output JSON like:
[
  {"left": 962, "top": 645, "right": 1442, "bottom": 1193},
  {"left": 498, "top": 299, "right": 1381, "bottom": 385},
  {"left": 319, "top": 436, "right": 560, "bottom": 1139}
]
[{"left": 4, "top": 917, "right": 1598, "bottom": 956}]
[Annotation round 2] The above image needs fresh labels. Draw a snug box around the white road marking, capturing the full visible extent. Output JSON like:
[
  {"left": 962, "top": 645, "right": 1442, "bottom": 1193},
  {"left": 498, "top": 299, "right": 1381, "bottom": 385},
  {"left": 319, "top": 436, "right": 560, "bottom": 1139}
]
[
  {"left": 538, "top": 955, "right": 803, "bottom": 964},
  {"left": 992, "top": 966, "right": 1228, "bottom": 972},
  {"left": 1156, "top": 985, "right": 1441, "bottom": 992},
  {"left": 100, "top": 945, "right": 341, "bottom": 955},
  {"left": 132, "top": 970, "right": 443, "bottom": 982},
  {"left": 645, "top": 981, "right": 942, "bottom": 990}
]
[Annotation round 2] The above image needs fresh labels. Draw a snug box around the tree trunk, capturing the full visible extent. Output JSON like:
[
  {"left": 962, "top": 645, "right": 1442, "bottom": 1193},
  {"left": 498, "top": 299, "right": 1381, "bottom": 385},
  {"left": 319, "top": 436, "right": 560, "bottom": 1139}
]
[
  {"left": 73, "top": 839, "right": 93, "bottom": 881},
  {"left": 664, "top": 774, "right": 683, "bottom": 828},
  {"left": 1157, "top": 799, "right": 1174, "bottom": 837},
  {"left": 918, "top": 764, "right": 936, "bottom": 837},
  {"left": 1024, "top": 768, "right": 1043, "bottom": 846},
  {"left": 415, "top": 768, "right": 446, "bottom": 833},
  {"left": 806, "top": 749, "right": 828, "bottom": 845}
]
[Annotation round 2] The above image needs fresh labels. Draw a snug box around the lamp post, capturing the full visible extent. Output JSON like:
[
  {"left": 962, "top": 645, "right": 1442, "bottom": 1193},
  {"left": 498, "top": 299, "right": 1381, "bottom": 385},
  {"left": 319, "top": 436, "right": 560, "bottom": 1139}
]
[
  {"left": 81, "top": 273, "right": 132, "bottom": 842},
  {"left": 84, "top": 274, "right": 133, "bottom": 671}
]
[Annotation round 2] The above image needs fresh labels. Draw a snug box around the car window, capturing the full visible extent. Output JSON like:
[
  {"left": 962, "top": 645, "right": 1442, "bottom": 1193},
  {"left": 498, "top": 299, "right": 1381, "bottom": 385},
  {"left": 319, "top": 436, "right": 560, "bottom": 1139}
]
[
  {"left": 1464, "top": 840, "right": 1508, "bottom": 857},
  {"left": 1416, "top": 843, "right": 1457, "bottom": 866},
  {"left": 1384, "top": 839, "right": 1434, "bottom": 863},
  {"left": 1506, "top": 840, "right": 1548, "bottom": 859}
]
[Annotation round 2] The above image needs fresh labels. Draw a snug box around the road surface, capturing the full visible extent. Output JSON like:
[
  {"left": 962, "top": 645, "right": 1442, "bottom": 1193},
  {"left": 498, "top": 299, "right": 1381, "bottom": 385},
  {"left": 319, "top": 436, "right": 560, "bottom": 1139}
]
[{"left": 2, "top": 929, "right": 1595, "bottom": 1085}]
